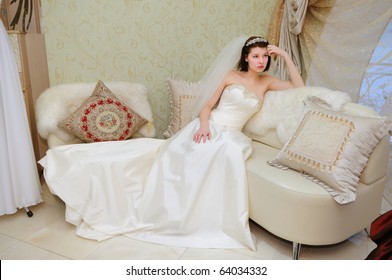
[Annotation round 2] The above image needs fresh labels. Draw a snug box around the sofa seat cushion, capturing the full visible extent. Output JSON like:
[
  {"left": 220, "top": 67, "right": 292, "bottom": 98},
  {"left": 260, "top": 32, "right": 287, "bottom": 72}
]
[{"left": 247, "top": 141, "right": 330, "bottom": 197}]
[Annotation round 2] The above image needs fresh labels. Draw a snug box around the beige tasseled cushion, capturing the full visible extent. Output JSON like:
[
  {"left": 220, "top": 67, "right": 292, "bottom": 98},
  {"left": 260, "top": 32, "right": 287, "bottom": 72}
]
[
  {"left": 268, "top": 99, "right": 392, "bottom": 204},
  {"left": 163, "top": 78, "right": 201, "bottom": 138}
]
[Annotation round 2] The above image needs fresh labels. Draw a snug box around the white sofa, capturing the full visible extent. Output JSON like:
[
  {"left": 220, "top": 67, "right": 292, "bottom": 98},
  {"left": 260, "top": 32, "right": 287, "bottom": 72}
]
[
  {"left": 36, "top": 82, "right": 390, "bottom": 259},
  {"left": 246, "top": 118, "right": 389, "bottom": 260},
  {"left": 244, "top": 87, "right": 390, "bottom": 259}
]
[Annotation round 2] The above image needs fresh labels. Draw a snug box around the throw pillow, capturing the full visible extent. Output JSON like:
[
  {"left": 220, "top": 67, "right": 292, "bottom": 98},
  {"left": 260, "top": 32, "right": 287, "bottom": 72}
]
[
  {"left": 58, "top": 80, "right": 147, "bottom": 143},
  {"left": 163, "top": 78, "right": 201, "bottom": 138},
  {"left": 268, "top": 99, "right": 392, "bottom": 204}
]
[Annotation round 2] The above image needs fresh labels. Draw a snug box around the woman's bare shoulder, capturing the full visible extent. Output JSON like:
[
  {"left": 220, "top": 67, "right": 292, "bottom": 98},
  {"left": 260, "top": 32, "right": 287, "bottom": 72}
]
[{"left": 224, "top": 70, "right": 244, "bottom": 83}]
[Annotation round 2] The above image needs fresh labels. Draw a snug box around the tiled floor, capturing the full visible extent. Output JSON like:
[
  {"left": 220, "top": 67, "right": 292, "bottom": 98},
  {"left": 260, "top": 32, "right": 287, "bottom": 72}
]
[{"left": 0, "top": 179, "right": 391, "bottom": 260}]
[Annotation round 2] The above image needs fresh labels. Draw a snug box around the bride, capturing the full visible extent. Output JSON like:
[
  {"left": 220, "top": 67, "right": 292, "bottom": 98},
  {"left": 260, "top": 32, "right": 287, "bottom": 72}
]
[{"left": 40, "top": 35, "right": 304, "bottom": 250}]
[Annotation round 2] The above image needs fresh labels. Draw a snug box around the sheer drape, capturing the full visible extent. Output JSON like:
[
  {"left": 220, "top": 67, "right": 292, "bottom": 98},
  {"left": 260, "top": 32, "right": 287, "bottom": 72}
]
[
  {"left": 300, "top": 0, "right": 391, "bottom": 101},
  {"left": 268, "top": 0, "right": 391, "bottom": 104},
  {"left": 381, "top": 94, "right": 392, "bottom": 117},
  {"left": 360, "top": 19, "right": 392, "bottom": 117}
]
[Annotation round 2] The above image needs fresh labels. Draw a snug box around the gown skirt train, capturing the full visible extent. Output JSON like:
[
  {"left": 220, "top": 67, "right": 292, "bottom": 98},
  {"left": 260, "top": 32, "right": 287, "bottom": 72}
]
[{"left": 40, "top": 84, "right": 262, "bottom": 250}]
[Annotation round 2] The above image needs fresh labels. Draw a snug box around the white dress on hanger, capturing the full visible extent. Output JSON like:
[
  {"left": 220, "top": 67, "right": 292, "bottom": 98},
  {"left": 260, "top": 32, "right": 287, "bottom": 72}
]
[
  {"left": 0, "top": 21, "right": 42, "bottom": 216},
  {"left": 40, "top": 84, "right": 262, "bottom": 250}
]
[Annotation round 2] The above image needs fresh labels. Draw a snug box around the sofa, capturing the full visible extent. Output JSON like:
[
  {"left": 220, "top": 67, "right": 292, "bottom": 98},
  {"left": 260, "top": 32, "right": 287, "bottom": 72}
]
[
  {"left": 36, "top": 81, "right": 391, "bottom": 259},
  {"left": 244, "top": 94, "right": 390, "bottom": 259}
]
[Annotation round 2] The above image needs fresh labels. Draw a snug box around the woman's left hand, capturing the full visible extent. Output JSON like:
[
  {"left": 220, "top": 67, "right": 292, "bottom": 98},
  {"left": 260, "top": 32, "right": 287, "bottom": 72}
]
[{"left": 267, "top": 45, "right": 286, "bottom": 57}]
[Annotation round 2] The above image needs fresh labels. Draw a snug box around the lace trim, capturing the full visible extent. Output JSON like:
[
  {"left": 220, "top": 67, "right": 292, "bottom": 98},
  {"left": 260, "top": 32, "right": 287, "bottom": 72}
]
[{"left": 227, "top": 84, "right": 262, "bottom": 108}]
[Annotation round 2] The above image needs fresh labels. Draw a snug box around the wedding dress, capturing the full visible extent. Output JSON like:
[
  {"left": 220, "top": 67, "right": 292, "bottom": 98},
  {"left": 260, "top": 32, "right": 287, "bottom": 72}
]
[
  {"left": 0, "top": 20, "right": 42, "bottom": 216},
  {"left": 40, "top": 84, "right": 262, "bottom": 250}
]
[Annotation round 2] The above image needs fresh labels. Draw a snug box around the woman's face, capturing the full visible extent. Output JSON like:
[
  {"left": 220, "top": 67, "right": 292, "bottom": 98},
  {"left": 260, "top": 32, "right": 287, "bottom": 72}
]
[{"left": 246, "top": 46, "right": 269, "bottom": 73}]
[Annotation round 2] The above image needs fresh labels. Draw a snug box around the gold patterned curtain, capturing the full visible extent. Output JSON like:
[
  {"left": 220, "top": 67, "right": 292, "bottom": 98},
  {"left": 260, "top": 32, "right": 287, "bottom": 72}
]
[{"left": 268, "top": 0, "right": 311, "bottom": 80}]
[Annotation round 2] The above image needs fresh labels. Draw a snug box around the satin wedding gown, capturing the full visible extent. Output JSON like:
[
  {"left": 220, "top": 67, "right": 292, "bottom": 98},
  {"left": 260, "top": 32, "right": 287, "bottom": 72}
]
[
  {"left": 40, "top": 84, "right": 262, "bottom": 249},
  {"left": 0, "top": 21, "right": 42, "bottom": 216}
]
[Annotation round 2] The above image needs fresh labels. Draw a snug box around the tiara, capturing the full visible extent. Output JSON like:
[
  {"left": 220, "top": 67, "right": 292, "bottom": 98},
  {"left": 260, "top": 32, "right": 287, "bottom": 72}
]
[{"left": 245, "top": 37, "right": 268, "bottom": 47}]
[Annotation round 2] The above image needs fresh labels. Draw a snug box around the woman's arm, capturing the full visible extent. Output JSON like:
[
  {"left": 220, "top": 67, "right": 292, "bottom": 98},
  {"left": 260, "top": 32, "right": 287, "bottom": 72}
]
[
  {"left": 193, "top": 73, "right": 232, "bottom": 143},
  {"left": 266, "top": 45, "right": 305, "bottom": 91}
]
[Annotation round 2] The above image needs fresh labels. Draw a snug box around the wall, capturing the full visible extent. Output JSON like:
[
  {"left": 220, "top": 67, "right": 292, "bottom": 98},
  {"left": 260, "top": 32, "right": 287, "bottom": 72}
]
[{"left": 41, "top": 0, "right": 277, "bottom": 137}]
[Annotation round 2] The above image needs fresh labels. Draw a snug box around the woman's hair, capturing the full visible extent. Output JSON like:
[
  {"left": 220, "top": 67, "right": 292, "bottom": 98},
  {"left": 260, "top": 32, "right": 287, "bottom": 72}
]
[{"left": 236, "top": 36, "right": 270, "bottom": 72}]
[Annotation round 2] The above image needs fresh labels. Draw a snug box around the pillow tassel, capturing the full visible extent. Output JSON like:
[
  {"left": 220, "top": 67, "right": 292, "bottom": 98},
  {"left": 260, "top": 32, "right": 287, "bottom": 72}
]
[{"left": 267, "top": 159, "right": 289, "bottom": 170}]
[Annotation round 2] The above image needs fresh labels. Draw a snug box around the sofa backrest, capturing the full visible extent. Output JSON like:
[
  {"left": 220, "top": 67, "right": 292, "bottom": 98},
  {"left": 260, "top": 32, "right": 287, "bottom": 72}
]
[{"left": 243, "top": 87, "right": 351, "bottom": 148}]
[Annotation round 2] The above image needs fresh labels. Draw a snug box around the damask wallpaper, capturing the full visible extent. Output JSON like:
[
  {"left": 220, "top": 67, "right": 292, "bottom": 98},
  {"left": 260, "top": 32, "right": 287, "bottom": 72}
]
[{"left": 41, "top": 0, "right": 277, "bottom": 137}]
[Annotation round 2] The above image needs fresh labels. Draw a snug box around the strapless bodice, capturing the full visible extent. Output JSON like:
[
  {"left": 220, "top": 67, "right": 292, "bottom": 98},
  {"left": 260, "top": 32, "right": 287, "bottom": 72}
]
[{"left": 210, "top": 84, "right": 262, "bottom": 131}]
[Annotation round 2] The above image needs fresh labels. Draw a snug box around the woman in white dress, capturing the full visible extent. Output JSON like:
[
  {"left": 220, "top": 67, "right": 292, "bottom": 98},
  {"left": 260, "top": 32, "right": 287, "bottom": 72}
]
[
  {"left": 40, "top": 36, "right": 304, "bottom": 250},
  {"left": 0, "top": 19, "right": 42, "bottom": 216}
]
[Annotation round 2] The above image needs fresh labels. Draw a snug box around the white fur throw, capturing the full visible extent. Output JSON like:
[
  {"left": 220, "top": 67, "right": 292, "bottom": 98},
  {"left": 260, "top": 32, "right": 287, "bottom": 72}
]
[
  {"left": 243, "top": 86, "right": 352, "bottom": 145},
  {"left": 36, "top": 81, "right": 156, "bottom": 145}
]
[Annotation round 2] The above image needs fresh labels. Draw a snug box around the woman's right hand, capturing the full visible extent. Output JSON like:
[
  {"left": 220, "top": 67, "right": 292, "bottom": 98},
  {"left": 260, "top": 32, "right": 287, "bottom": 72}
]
[{"left": 193, "top": 127, "right": 211, "bottom": 143}]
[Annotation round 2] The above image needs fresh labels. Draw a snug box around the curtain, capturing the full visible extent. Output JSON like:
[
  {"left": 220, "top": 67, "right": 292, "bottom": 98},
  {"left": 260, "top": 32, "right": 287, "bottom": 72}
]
[
  {"left": 268, "top": 0, "right": 391, "bottom": 104},
  {"left": 300, "top": 0, "right": 391, "bottom": 102},
  {"left": 360, "top": 19, "right": 392, "bottom": 117},
  {"left": 269, "top": 0, "right": 311, "bottom": 80}
]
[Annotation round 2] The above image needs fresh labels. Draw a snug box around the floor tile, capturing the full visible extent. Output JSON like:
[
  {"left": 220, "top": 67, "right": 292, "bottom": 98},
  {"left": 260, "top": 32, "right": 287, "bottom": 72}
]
[
  {"left": 0, "top": 234, "right": 19, "bottom": 252},
  {"left": 0, "top": 201, "right": 65, "bottom": 240},
  {"left": 85, "top": 235, "right": 187, "bottom": 259},
  {"left": 0, "top": 241, "right": 68, "bottom": 260},
  {"left": 230, "top": 222, "right": 289, "bottom": 260},
  {"left": 23, "top": 220, "right": 106, "bottom": 259},
  {"left": 299, "top": 232, "right": 376, "bottom": 260},
  {"left": 179, "top": 247, "right": 258, "bottom": 260}
]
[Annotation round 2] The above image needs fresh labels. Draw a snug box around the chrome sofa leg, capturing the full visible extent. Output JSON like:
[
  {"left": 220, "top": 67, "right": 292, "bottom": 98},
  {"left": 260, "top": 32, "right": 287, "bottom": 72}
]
[{"left": 292, "top": 242, "right": 301, "bottom": 260}]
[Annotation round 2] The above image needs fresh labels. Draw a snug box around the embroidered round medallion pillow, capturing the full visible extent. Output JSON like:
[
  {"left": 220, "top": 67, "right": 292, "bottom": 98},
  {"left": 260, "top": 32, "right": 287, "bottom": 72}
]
[{"left": 58, "top": 80, "right": 147, "bottom": 142}]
